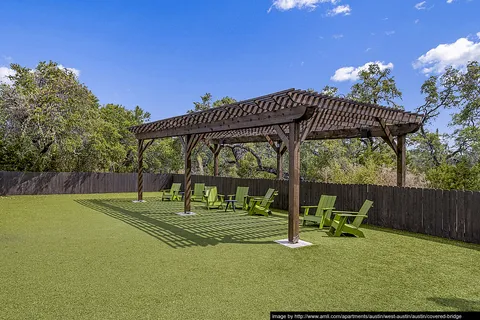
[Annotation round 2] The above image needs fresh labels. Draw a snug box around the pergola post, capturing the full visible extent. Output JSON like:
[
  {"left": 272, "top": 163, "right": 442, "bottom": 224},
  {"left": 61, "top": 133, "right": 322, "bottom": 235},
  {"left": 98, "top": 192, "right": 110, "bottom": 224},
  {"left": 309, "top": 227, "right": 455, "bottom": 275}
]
[
  {"left": 288, "top": 121, "right": 300, "bottom": 243},
  {"left": 184, "top": 134, "right": 202, "bottom": 213},
  {"left": 184, "top": 135, "right": 192, "bottom": 213},
  {"left": 137, "top": 139, "right": 144, "bottom": 201},
  {"left": 397, "top": 134, "right": 406, "bottom": 187}
]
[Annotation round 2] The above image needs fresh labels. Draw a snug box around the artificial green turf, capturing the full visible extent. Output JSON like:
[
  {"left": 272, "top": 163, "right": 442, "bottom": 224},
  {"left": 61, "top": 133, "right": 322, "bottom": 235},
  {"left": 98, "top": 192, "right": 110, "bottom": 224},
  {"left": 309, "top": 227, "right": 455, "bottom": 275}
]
[{"left": 1, "top": 193, "right": 479, "bottom": 319}]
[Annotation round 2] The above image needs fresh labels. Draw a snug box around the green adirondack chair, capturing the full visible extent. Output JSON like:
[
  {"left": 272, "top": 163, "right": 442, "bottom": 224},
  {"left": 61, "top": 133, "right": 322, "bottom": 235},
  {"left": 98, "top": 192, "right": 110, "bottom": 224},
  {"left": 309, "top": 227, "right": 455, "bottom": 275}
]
[
  {"left": 248, "top": 188, "right": 278, "bottom": 217},
  {"left": 226, "top": 186, "right": 249, "bottom": 210},
  {"left": 204, "top": 187, "right": 224, "bottom": 210},
  {"left": 301, "top": 195, "right": 337, "bottom": 229},
  {"left": 327, "top": 200, "right": 373, "bottom": 237},
  {"left": 161, "top": 183, "right": 181, "bottom": 201},
  {"left": 202, "top": 186, "right": 215, "bottom": 202},
  {"left": 191, "top": 183, "right": 205, "bottom": 202}
]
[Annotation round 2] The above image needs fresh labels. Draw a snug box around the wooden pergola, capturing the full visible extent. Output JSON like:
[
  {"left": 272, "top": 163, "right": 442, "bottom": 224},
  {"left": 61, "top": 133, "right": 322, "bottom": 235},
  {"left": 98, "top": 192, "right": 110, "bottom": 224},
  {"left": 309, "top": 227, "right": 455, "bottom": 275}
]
[{"left": 129, "top": 88, "right": 424, "bottom": 244}]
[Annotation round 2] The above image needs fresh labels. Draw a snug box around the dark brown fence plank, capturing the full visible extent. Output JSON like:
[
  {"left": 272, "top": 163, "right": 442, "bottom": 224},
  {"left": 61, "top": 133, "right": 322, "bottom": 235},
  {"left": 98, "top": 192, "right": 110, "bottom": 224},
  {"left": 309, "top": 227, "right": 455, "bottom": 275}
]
[
  {"left": 471, "top": 191, "right": 480, "bottom": 244},
  {"left": 464, "top": 191, "right": 474, "bottom": 243},
  {"left": 456, "top": 191, "right": 465, "bottom": 242},
  {"left": 434, "top": 189, "right": 443, "bottom": 238},
  {"left": 422, "top": 188, "right": 434, "bottom": 236},
  {"left": 441, "top": 190, "right": 451, "bottom": 238},
  {"left": 448, "top": 190, "right": 458, "bottom": 240}
]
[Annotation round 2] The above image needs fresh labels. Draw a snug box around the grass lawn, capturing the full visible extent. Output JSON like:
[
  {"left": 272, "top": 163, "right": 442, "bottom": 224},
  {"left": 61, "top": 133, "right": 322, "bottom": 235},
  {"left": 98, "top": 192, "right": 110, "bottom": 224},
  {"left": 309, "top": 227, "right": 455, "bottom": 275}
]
[{"left": 1, "top": 193, "right": 479, "bottom": 319}]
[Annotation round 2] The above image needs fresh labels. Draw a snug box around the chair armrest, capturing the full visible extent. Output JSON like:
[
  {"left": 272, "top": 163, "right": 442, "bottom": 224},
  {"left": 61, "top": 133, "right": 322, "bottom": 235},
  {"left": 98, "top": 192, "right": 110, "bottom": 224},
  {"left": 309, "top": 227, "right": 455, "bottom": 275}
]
[
  {"left": 332, "top": 210, "right": 359, "bottom": 214},
  {"left": 335, "top": 214, "right": 368, "bottom": 217},
  {"left": 218, "top": 194, "right": 225, "bottom": 197},
  {"left": 301, "top": 205, "right": 318, "bottom": 209},
  {"left": 321, "top": 207, "right": 335, "bottom": 210}
]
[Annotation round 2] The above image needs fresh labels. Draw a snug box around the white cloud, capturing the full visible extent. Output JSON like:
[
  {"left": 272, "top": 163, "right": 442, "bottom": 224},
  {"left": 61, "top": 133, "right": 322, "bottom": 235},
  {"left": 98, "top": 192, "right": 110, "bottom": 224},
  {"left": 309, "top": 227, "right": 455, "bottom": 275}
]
[
  {"left": 365, "top": 47, "right": 372, "bottom": 52},
  {"left": 331, "top": 61, "right": 394, "bottom": 82},
  {"left": 268, "top": 0, "right": 339, "bottom": 12},
  {"left": 327, "top": 4, "right": 351, "bottom": 16},
  {"left": 0, "top": 66, "right": 15, "bottom": 85},
  {"left": 58, "top": 64, "right": 80, "bottom": 77},
  {"left": 477, "top": 32, "right": 480, "bottom": 39},
  {"left": 415, "top": 1, "right": 427, "bottom": 10},
  {"left": 447, "top": 0, "right": 454, "bottom": 3},
  {"left": 413, "top": 36, "right": 480, "bottom": 75},
  {"left": 385, "top": 30, "right": 395, "bottom": 36},
  {"left": 332, "top": 34, "right": 344, "bottom": 39}
]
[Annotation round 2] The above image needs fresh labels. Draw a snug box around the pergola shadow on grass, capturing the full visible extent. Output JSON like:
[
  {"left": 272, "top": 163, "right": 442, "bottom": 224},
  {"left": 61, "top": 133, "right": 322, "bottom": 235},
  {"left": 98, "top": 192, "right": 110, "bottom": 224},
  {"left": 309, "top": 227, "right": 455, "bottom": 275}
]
[
  {"left": 129, "top": 88, "right": 424, "bottom": 244},
  {"left": 76, "top": 198, "right": 319, "bottom": 249}
]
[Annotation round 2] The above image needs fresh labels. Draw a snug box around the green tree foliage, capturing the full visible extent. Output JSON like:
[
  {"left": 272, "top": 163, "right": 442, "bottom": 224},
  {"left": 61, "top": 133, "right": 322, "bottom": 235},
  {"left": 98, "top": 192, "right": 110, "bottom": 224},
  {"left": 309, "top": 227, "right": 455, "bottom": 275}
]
[
  {"left": 426, "top": 160, "right": 480, "bottom": 190},
  {"left": 411, "top": 61, "right": 480, "bottom": 189},
  {"left": 0, "top": 61, "right": 101, "bottom": 171},
  {"left": 348, "top": 64, "right": 403, "bottom": 109},
  {"left": 0, "top": 61, "right": 181, "bottom": 174}
]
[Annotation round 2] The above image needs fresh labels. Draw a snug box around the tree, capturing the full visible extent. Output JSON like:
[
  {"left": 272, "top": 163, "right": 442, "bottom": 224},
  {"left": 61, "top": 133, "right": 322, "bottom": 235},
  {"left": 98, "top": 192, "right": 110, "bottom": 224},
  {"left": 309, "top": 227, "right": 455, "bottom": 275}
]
[
  {"left": 0, "top": 61, "right": 102, "bottom": 171},
  {"left": 411, "top": 61, "right": 480, "bottom": 189},
  {"left": 348, "top": 64, "right": 403, "bottom": 108},
  {"left": 98, "top": 104, "right": 151, "bottom": 172}
]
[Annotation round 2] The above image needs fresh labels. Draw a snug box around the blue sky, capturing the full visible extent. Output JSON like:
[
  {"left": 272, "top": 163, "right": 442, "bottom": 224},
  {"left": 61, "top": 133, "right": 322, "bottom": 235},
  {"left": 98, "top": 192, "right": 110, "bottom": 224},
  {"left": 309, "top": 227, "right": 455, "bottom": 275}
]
[{"left": 1, "top": 0, "right": 479, "bottom": 132}]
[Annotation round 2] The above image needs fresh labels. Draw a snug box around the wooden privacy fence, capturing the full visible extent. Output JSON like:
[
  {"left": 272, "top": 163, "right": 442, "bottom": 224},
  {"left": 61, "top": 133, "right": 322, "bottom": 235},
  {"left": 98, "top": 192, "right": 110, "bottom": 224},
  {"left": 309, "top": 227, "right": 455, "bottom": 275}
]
[
  {"left": 172, "top": 174, "right": 480, "bottom": 244},
  {"left": 0, "top": 171, "right": 171, "bottom": 196}
]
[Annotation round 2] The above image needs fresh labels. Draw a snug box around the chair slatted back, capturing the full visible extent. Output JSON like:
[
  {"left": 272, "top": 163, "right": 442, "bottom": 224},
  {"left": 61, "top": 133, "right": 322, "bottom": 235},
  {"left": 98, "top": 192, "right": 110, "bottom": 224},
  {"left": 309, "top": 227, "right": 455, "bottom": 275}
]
[
  {"left": 193, "top": 183, "right": 205, "bottom": 197},
  {"left": 171, "top": 183, "right": 181, "bottom": 195},
  {"left": 260, "top": 188, "right": 275, "bottom": 207},
  {"left": 315, "top": 195, "right": 337, "bottom": 217},
  {"left": 208, "top": 187, "right": 218, "bottom": 204},
  {"left": 352, "top": 200, "right": 373, "bottom": 227},
  {"left": 235, "top": 187, "right": 249, "bottom": 207}
]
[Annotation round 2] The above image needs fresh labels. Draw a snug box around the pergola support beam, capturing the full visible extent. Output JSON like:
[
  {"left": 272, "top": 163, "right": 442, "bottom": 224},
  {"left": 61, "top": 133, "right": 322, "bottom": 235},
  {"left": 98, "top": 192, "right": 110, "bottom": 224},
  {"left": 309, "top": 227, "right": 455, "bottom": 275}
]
[
  {"left": 377, "top": 118, "right": 398, "bottom": 155},
  {"left": 208, "top": 123, "right": 421, "bottom": 145},
  {"left": 135, "top": 105, "right": 316, "bottom": 140},
  {"left": 273, "top": 125, "right": 289, "bottom": 148},
  {"left": 288, "top": 121, "right": 300, "bottom": 244}
]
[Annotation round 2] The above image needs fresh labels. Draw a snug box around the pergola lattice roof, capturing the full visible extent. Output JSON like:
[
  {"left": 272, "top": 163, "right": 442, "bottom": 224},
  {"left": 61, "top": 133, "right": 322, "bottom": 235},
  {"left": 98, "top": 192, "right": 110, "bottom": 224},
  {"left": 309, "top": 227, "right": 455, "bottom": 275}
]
[{"left": 129, "top": 88, "right": 424, "bottom": 144}]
